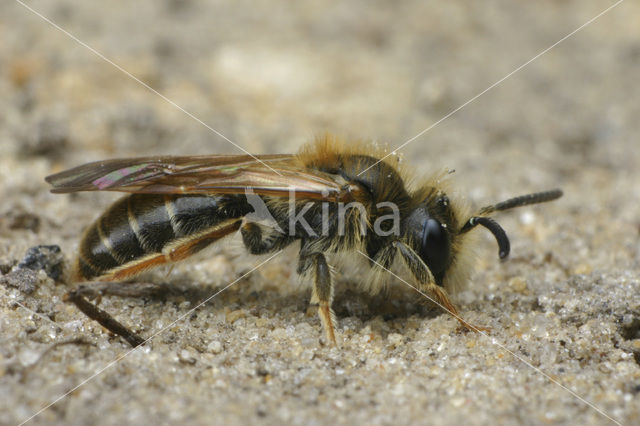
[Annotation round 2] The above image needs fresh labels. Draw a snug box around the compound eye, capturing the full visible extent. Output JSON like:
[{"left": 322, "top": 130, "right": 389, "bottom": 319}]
[{"left": 421, "top": 218, "right": 450, "bottom": 276}]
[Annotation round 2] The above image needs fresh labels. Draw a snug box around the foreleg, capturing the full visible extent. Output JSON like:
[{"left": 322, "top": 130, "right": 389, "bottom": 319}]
[{"left": 395, "top": 241, "right": 486, "bottom": 332}]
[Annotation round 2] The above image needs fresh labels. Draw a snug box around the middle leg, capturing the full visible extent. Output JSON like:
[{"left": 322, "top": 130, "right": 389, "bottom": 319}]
[
  {"left": 297, "top": 251, "right": 336, "bottom": 345},
  {"left": 241, "top": 222, "right": 294, "bottom": 254}
]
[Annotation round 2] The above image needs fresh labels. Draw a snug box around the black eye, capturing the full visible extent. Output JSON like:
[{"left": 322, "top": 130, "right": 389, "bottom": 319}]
[{"left": 420, "top": 218, "right": 450, "bottom": 276}]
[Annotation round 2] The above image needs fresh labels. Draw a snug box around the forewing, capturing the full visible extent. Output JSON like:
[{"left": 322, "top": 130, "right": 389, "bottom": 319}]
[{"left": 45, "top": 154, "right": 344, "bottom": 200}]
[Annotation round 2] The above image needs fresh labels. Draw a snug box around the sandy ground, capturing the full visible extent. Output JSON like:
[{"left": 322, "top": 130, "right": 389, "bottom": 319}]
[{"left": 1, "top": 1, "right": 639, "bottom": 425}]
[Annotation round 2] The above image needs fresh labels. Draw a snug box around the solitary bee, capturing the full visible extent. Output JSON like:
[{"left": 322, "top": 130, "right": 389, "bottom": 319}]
[{"left": 46, "top": 136, "right": 562, "bottom": 346}]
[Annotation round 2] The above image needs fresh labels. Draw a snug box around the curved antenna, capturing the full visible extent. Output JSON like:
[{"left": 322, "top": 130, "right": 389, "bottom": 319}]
[
  {"left": 461, "top": 216, "right": 510, "bottom": 259},
  {"left": 459, "top": 189, "right": 562, "bottom": 259}
]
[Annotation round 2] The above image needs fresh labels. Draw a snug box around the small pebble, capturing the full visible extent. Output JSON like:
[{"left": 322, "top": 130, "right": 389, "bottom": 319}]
[
  {"left": 179, "top": 349, "right": 197, "bottom": 365},
  {"left": 208, "top": 340, "right": 224, "bottom": 354},
  {"left": 226, "top": 309, "right": 247, "bottom": 323}
]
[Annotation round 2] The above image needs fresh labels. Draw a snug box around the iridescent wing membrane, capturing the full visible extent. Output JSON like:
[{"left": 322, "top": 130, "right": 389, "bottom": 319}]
[{"left": 46, "top": 154, "right": 347, "bottom": 201}]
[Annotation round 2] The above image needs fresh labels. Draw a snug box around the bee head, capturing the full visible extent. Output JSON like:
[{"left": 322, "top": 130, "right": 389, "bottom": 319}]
[
  {"left": 399, "top": 188, "right": 561, "bottom": 292},
  {"left": 403, "top": 193, "right": 453, "bottom": 285}
]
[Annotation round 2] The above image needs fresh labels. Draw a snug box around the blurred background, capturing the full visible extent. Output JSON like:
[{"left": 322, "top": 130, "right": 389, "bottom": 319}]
[{"left": 1, "top": 1, "right": 639, "bottom": 425}]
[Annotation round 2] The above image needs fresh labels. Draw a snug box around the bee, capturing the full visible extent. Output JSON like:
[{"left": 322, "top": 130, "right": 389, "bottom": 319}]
[{"left": 46, "top": 136, "right": 562, "bottom": 346}]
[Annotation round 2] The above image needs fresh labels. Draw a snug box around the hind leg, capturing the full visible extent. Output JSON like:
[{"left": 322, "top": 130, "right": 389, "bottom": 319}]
[
  {"left": 65, "top": 286, "right": 146, "bottom": 347},
  {"left": 68, "top": 221, "right": 243, "bottom": 347}
]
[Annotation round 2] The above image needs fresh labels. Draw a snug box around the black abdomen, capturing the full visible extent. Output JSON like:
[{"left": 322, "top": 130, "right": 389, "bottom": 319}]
[{"left": 76, "top": 194, "right": 250, "bottom": 280}]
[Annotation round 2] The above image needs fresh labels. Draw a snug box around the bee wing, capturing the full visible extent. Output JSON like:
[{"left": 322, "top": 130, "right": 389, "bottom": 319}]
[{"left": 45, "top": 154, "right": 345, "bottom": 200}]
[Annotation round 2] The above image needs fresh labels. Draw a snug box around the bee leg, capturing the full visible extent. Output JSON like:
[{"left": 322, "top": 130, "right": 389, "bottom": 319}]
[
  {"left": 428, "top": 284, "right": 490, "bottom": 333},
  {"left": 240, "top": 222, "right": 293, "bottom": 254},
  {"left": 298, "top": 252, "right": 336, "bottom": 346},
  {"left": 65, "top": 280, "right": 192, "bottom": 347},
  {"left": 64, "top": 286, "right": 145, "bottom": 347},
  {"left": 67, "top": 221, "right": 245, "bottom": 347},
  {"left": 395, "top": 241, "right": 487, "bottom": 333}
]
